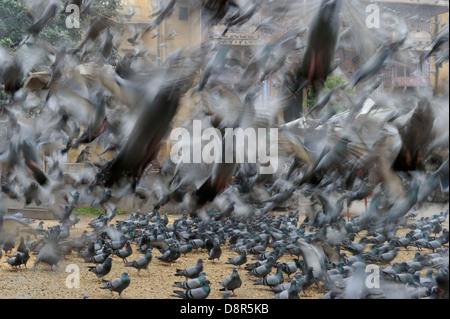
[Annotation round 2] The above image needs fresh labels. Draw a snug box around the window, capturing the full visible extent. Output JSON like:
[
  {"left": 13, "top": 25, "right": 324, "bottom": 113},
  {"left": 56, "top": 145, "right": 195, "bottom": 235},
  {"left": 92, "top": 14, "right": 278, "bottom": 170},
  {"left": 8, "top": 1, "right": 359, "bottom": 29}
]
[{"left": 179, "top": 7, "right": 188, "bottom": 21}]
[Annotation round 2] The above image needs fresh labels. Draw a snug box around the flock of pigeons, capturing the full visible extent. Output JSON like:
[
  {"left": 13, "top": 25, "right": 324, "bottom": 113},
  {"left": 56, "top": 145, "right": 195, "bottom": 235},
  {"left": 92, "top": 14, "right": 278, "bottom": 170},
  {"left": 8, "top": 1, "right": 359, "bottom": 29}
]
[{"left": 0, "top": 0, "right": 449, "bottom": 299}]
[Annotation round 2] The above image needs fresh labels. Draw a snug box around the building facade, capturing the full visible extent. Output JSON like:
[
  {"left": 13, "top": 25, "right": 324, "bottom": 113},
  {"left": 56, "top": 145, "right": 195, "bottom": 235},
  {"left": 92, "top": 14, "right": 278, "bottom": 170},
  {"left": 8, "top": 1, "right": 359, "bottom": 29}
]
[{"left": 114, "top": 0, "right": 448, "bottom": 161}]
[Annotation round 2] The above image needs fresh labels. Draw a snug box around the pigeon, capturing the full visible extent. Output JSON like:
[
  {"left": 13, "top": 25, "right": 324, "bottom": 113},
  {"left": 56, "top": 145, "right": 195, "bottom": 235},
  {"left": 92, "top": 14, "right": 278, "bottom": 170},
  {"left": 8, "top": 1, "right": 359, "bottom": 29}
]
[
  {"left": 436, "top": 267, "right": 449, "bottom": 297},
  {"left": 247, "top": 256, "right": 276, "bottom": 278},
  {"left": 69, "top": 212, "right": 81, "bottom": 228},
  {"left": 90, "top": 252, "right": 111, "bottom": 264},
  {"left": 5, "top": 251, "right": 30, "bottom": 269},
  {"left": 33, "top": 242, "right": 63, "bottom": 270},
  {"left": 271, "top": 272, "right": 303, "bottom": 293},
  {"left": 254, "top": 263, "right": 285, "bottom": 287},
  {"left": 27, "top": 0, "right": 60, "bottom": 36},
  {"left": 113, "top": 241, "right": 133, "bottom": 262},
  {"left": 97, "top": 57, "right": 196, "bottom": 189},
  {"left": 208, "top": 239, "right": 222, "bottom": 263},
  {"left": 175, "top": 258, "right": 204, "bottom": 279},
  {"left": 88, "top": 256, "right": 113, "bottom": 281},
  {"left": 226, "top": 251, "right": 247, "bottom": 268},
  {"left": 366, "top": 248, "right": 400, "bottom": 264},
  {"left": 273, "top": 279, "right": 301, "bottom": 299},
  {"left": 288, "top": 0, "right": 343, "bottom": 98},
  {"left": 421, "top": 25, "right": 449, "bottom": 62},
  {"left": 222, "top": 0, "right": 263, "bottom": 36},
  {"left": 100, "top": 271, "right": 131, "bottom": 299},
  {"left": 297, "top": 239, "right": 330, "bottom": 286},
  {"left": 16, "top": 237, "right": 29, "bottom": 254},
  {"left": 280, "top": 260, "right": 300, "bottom": 278},
  {"left": 109, "top": 236, "right": 127, "bottom": 251},
  {"left": 172, "top": 280, "right": 211, "bottom": 299},
  {"left": 156, "top": 243, "right": 181, "bottom": 265},
  {"left": 352, "top": 38, "right": 406, "bottom": 87},
  {"left": 76, "top": 15, "right": 116, "bottom": 51},
  {"left": 125, "top": 249, "right": 153, "bottom": 276},
  {"left": 1, "top": 235, "right": 15, "bottom": 255},
  {"left": 419, "top": 269, "right": 437, "bottom": 289},
  {"left": 142, "top": 0, "right": 177, "bottom": 37},
  {"left": 173, "top": 271, "right": 208, "bottom": 290},
  {"left": 219, "top": 266, "right": 242, "bottom": 296}
]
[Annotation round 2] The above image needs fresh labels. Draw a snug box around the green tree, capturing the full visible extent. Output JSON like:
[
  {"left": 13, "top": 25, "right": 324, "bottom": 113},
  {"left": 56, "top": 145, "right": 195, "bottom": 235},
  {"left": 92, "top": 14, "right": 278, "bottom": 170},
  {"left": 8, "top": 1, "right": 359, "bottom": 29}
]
[
  {"left": 305, "top": 75, "right": 355, "bottom": 112},
  {"left": 0, "top": 0, "right": 123, "bottom": 49}
]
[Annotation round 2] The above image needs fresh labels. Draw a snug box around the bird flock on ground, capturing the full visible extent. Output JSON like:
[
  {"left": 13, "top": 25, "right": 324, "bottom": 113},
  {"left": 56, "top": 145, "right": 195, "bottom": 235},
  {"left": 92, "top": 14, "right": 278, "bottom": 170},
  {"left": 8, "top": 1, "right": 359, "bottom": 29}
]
[{"left": 0, "top": 0, "right": 449, "bottom": 299}]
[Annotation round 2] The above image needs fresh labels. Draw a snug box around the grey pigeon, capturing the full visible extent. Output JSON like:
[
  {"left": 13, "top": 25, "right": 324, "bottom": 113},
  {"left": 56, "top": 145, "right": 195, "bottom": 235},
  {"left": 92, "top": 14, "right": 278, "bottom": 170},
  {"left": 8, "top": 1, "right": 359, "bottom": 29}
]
[
  {"left": 247, "top": 256, "right": 275, "bottom": 278},
  {"left": 226, "top": 251, "right": 247, "bottom": 268},
  {"left": 125, "top": 249, "right": 152, "bottom": 276},
  {"left": 100, "top": 271, "right": 131, "bottom": 299},
  {"left": 273, "top": 279, "right": 301, "bottom": 299},
  {"left": 208, "top": 239, "right": 222, "bottom": 263},
  {"left": 436, "top": 267, "right": 449, "bottom": 297},
  {"left": 280, "top": 260, "right": 299, "bottom": 277},
  {"left": 33, "top": 242, "right": 62, "bottom": 270},
  {"left": 254, "top": 263, "right": 284, "bottom": 287},
  {"left": 172, "top": 280, "right": 211, "bottom": 299},
  {"left": 27, "top": 0, "right": 59, "bottom": 36},
  {"left": 113, "top": 241, "right": 133, "bottom": 262},
  {"left": 220, "top": 266, "right": 242, "bottom": 296},
  {"left": 5, "top": 251, "right": 30, "bottom": 269},
  {"left": 175, "top": 258, "right": 204, "bottom": 279},
  {"left": 173, "top": 271, "right": 208, "bottom": 290},
  {"left": 271, "top": 272, "right": 303, "bottom": 293},
  {"left": 352, "top": 38, "right": 405, "bottom": 87},
  {"left": 419, "top": 269, "right": 437, "bottom": 289},
  {"left": 297, "top": 239, "right": 330, "bottom": 286},
  {"left": 156, "top": 243, "right": 181, "bottom": 264},
  {"left": 90, "top": 252, "right": 111, "bottom": 264},
  {"left": 88, "top": 256, "right": 113, "bottom": 281},
  {"left": 367, "top": 248, "right": 400, "bottom": 264}
]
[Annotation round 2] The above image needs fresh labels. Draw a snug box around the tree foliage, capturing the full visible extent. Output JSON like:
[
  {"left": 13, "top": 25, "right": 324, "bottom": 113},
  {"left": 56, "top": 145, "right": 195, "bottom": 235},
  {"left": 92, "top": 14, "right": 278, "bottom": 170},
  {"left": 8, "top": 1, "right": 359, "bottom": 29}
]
[
  {"left": 306, "top": 75, "right": 355, "bottom": 111},
  {"left": 0, "top": 0, "right": 123, "bottom": 50}
]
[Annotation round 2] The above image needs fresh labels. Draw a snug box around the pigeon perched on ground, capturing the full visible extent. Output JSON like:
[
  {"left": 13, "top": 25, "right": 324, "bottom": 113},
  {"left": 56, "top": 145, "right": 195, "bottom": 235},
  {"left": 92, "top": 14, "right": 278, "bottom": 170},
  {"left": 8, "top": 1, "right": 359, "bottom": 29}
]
[
  {"left": 254, "top": 263, "right": 285, "bottom": 287},
  {"left": 90, "top": 252, "right": 111, "bottom": 264},
  {"left": 208, "top": 239, "right": 222, "bottom": 263},
  {"left": 125, "top": 249, "right": 152, "bottom": 276},
  {"left": 247, "top": 256, "right": 276, "bottom": 278},
  {"left": 100, "top": 271, "right": 131, "bottom": 299},
  {"left": 175, "top": 258, "right": 204, "bottom": 279},
  {"left": 273, "top": 279, "right": 301, "bottom": 299},
  {"left": 156, "top": 243, "right": 181, "bottom": 265},
  {"left": 113, "top": 241, "right": 132, "bottom": 262},
  {"left": 220, "top": 266, "right": 242, "bottom": 296},
  {"left": 172, "top": 280, "right": 211, "bottom": 299},
  {"left": 5, "top": 250, "right": 30, "bottom": 269},
  {"left": 88, "top": 256, "right": 113, "bottom": 281},
  {"left": 173, "top": 271, "right": 208, "bottom": 290},
  {"left": 226, "top": 251, "right": 248, "bottom": 268}
]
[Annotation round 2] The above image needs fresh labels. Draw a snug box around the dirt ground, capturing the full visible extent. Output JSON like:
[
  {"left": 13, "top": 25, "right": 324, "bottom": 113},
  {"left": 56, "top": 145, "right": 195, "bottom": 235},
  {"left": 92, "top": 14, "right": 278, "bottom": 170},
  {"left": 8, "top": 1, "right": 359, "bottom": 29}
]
[{"left": 0, "top": 200, "right": 448, "bottom": 299}]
